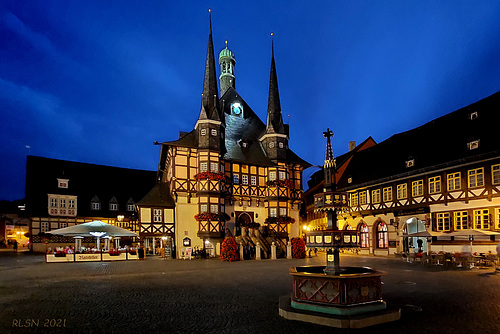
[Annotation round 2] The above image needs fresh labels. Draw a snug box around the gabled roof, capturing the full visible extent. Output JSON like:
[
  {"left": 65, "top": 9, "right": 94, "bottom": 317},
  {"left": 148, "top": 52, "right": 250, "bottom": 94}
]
[
  {"left": 137, "top": 183, "right": 175, "bottom": 207},
  {"left": 304, "top": 136, "right": 376, "bottom": 194},
  {"left": 337, "top": 91, "right": 500, "bottom": 190}
]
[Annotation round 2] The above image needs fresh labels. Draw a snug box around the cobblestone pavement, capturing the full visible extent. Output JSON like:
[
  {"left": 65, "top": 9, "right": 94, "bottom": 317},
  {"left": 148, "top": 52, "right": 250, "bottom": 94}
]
[{"left": 1, "top": 251, "right": 499, "bottom": 334}]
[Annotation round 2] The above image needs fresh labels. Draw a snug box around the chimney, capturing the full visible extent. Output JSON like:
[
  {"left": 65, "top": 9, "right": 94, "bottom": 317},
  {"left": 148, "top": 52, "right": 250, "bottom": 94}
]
[{"left": 349, "top": 141, "right": 356, "bottom": 152}]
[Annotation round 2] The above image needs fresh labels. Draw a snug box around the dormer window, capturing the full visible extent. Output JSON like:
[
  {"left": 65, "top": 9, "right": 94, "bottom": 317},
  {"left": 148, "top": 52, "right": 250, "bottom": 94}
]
[
  {"left": 469, "top": 111, "right": 478, "bottom": 120},
  {"left": 58, "top": 178, "right": 69, "bottom": 189},
  {"left": 279, "top": 142, "right": 284, "bottom": 148},
  {"left": 91, "top": 195, "right": 100, "bottom": 210},
  {"left": 110, "top": 203, "right": 118, "bottom": 211},
  {"left": 406, "top": 159, "right": 415, "bottom": 168},
  {"left": 467, "top": 139, "right": 479, "bottom": 150},
  {"left": 211, "top": 129, "right": 217, "bottom": 136},
  {"left": 127, "top": 204, "right": 135, "bottom": 211},
  {"left": 201, "top": 128, "right": 207, "bottom": 136}
]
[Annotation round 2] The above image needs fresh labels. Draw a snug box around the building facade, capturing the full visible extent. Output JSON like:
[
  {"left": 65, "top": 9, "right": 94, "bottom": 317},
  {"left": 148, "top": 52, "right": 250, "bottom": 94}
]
[
  {"left": 137, "top": 18, "right": 310, "bottom": 258},
  {"left": 304, "top": 91, "right": 500, "bottom": 255},
  {"left": 25, "top": 156, "right": 156, "bottom": 252}
]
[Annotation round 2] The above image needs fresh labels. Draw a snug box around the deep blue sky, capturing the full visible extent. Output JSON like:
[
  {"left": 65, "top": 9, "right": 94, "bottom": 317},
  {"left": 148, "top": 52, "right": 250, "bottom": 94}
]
[{"left": 2, "top": 1, "right": 500, "bottom": 201}]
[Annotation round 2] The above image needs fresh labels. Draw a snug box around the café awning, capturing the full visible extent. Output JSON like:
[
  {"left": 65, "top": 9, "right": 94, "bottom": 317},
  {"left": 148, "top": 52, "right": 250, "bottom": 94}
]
[{"left": 48, "top": 220, "right": 138, "bottom": 237}]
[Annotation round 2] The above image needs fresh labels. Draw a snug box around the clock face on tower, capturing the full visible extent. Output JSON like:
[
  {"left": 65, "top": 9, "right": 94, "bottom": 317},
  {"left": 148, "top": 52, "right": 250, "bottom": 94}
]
[{"left": 231, "top": 102, "right": 243, "bottom": 116}]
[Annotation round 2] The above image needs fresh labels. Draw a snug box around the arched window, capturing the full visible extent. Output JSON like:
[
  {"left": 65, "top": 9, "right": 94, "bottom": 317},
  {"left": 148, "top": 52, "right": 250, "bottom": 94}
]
[
  {"left": 359, "top": 223, "right": 369, "bottom": 248},
  {"left": 377, "top": 222, "right": 388, "bottom": 249},
  {"left": 343, "top": 224, "right": 353, "bottom": 230}
]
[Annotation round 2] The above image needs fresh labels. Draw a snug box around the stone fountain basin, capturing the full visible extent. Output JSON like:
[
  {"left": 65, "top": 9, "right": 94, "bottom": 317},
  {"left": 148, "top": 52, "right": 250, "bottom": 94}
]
[{"left": 290, "top": 266, "right": 386, "bottom": 314}]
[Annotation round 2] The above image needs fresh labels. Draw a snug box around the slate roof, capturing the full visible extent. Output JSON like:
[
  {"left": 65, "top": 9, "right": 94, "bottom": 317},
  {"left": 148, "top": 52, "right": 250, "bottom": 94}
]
[
  {"left": 137, "top": 182, "right": 175, "bottom": 207},
  {"left": 25, "top": 156, "right": 157, "bottom": 217},
  {"left": 337, "top": 91, "right": 500, "bottom": 190},
  {"left": 161, "top": 86, "right": 310, "bottom": 168}
]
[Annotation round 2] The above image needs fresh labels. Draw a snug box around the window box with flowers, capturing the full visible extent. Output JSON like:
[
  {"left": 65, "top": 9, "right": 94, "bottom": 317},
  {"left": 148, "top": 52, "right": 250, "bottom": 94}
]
[
  {"left": 195, "top": 172, "right": 230, "bottom": 183},
  {"left": 264, "top": 216, "right": 295, "bottom": 225},
  {"left": 194, "top": 212, "right": 230, "bottom": 222},
  {"left": 267, "top": 179, "right": 294, "bottom": 189}
]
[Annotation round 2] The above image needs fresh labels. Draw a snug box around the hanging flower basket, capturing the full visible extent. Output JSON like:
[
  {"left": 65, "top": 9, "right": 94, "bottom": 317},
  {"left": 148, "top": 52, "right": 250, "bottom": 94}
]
[
  {"left": 195, "top": 172, "right": 230, "bottom": 183},
  {"left": 220, "top": 236, "right": 239, "bottom": 262},
  {"left": 264, "top": 216, "right": 295, "bottom": 224}
]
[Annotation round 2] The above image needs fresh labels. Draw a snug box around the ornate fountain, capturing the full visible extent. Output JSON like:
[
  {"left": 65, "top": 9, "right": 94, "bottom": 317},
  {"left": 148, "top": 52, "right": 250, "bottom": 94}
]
[{"left": 279, "top": 129, "right": 400, "bottom": 328}]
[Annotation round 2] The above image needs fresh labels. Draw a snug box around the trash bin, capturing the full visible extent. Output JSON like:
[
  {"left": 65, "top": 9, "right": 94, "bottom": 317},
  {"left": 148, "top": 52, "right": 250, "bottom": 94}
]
[{"left": 138, "top": 247, "right": 145, "bottom": 260}]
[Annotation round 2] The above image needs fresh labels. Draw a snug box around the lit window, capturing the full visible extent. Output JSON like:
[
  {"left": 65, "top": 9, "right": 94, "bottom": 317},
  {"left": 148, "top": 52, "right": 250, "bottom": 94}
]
[
  {"left": 200, "top": 204, "right": 208, "bottom": 213},
  {"left": 436, "top": 213, "right": 450, "bottom": 231},
  {"left": 279, "top": 207, "right": 287, "bottom": 216},
  {"left": 372, "top": 189, "right": 380, "bottom": 203},
  {"left": 473, "top": 209, "right": 489, "bottom": 229},
  {"left": 153, "top": 209, "right": 162, "bottom": 222},
  {"left": 412, "top": 180, "right": 423, "bottom": 197},
  {"left": 377, "top": 222, "right": 388, "bottom": 248},
  {"left": 351, "top": 193, "right": 358, "bottom": 206},
  {"left": 200, "top": 162, "right": 208, "bottom": 172},
  {"left": 91, "top": 202, "right": 100, "bottom": 210},
  {"left": 242, "top": 175, "right": 248, "bottom": 185},
  {"left": 41, "top": 222, "right": 49, "bottom": 232},
  {"left": 68, "top": 199, "right": 76, "bottom": 209},
  {"left": 50, "top": 198, "right": 57, "bottom": 208},
  {"left": 59, "top": 198, "right": 66, "bottom": 208},
  {"left": 211, "top": 129, "right": 217, "bottom": 136},
  {"left": 201, "top": 128, "right": 207, "bottom": 136},
  {"left": 210, "top": 162, "right": 218, "bottom": 172},
  {"left": 468, "top": 168, "right": 484, "bottom": 188},
  {"left": 110, "top": 203, "right": 118, "bottom": 211},
  {"left": 269, "top": 171, "right": 277, "bottom": 181},
  {"left": 251, "top": 176, "right": 257, "bottom": 186},
  {"left": 269, "top": 208, "right": 277, "bottom": 217},
  {"left": 127, "top": 204, "right": 135, "bottom": 212},
  {"left": 454, "top": 211, "right": 468, "bottom": 230},
  {"left": 492, "top": 164, "right": 500, "bottom": 185},
  {"left": 428, "top": 176, "right": 441, "bottom": 194},
  {"left": 359, "top": 223, "right": 369, "bottom": 248},
  {"left": 57, "top": 178, "right": 69, "bottom": 189},
  {"left": 210, "top": 204, "right": 218, "bottom": 213},
  {"left": 397, "top": 184, "right": 407, "bottom": 200},
  {"left": 359, "top": 191, "right": 367, "bottom": 205},
  {"left": 233, "top": 174, "right": 239, "bottom": 184},
  {"left": 447, "top": 172, "right": 461, "bottom": 191},
  {"left": 383, "top": 187, "right": 392, "bottom": 202},
  {"left": 495, "top": 208, "right": 500, "bottom": 229},
  {"left": 279, "top": 171, "right": 286, "bottom": 180},
  {"left": 467, "top": 140, "right": 479, "bottom": 150}
]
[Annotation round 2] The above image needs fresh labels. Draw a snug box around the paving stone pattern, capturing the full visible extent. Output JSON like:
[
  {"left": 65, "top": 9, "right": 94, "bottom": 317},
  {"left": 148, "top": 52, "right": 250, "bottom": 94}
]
[{"left": 1, "top": 252, "right": 500, "bottom": 334}]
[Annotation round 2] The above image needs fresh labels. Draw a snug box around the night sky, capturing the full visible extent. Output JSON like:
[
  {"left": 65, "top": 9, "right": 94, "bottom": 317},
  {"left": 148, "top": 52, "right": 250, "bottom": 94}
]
[{"left": 2, "top": 1, "right": 500, "bottom": 201}]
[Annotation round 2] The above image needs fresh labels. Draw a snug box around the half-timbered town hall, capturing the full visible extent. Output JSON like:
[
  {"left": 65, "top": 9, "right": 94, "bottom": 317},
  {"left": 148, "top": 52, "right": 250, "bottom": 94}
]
[{"left": 136, "top": 17, "right": 310, "bottom": 257}]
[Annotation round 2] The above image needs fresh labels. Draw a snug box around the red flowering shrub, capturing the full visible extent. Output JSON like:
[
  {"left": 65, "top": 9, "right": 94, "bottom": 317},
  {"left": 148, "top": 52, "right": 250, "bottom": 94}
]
[
  {"left": 264, "top": 216, "right": 295, "bottom": 224},
  {"left": 291, "top": 238, "right": 306, "bottom": 259},
  {"left": 220, "top": 237, "right": 239, "bottom": 262}
]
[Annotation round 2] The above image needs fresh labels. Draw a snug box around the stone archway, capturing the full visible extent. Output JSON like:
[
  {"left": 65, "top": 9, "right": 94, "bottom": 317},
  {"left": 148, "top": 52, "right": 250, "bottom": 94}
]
[{"left": 236, "top": 212, "right": 252, "bottom": 236}]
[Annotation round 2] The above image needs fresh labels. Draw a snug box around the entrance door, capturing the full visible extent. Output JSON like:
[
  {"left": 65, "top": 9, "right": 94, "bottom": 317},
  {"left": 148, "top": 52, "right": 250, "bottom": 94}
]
[{"left": 405, "top": 217, "right": 427, "bottom": 252}]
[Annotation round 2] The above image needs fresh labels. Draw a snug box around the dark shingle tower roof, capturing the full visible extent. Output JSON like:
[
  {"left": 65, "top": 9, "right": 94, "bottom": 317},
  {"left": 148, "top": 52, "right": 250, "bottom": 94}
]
[
  {"left": 264, "top": 37, "right": 285, "bottom": 136},
  {"left": 199, "top": 10, "right": 223, "bottom": 124}
]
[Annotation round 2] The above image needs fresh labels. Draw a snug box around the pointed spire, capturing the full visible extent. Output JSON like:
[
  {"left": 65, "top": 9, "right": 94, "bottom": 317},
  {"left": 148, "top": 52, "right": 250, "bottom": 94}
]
[
  {"left": 266, "top": 32, "right": 285, "bottom": 135},
  {"left": 200, "top": 9, "right": 222, "bottom": 123}
]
